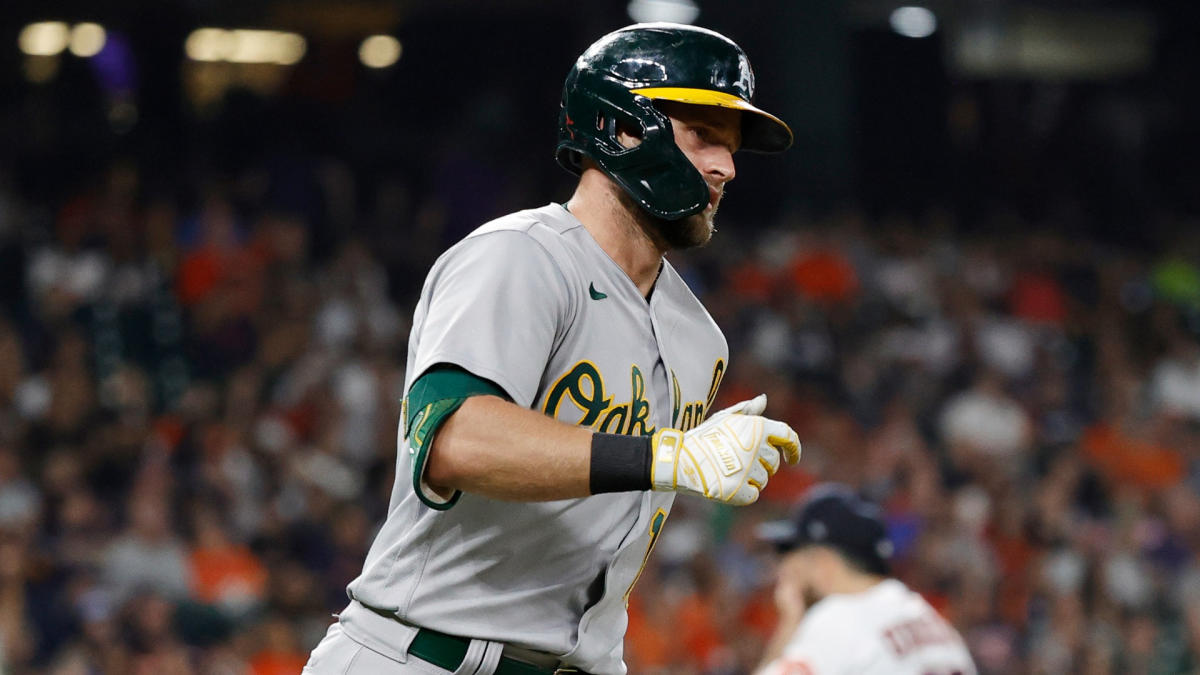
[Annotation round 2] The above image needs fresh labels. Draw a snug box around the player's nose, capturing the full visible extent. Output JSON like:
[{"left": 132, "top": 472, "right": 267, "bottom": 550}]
[{"left": 704, "top": 146, "right": 735, "bottom": 185}]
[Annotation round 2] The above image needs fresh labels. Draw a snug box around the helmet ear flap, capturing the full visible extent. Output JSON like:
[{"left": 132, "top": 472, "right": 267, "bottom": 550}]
[
  {"left": 592, "top": 92, "right": 665, "bottom": 164},
  {"left": 586, "top": 83, "right": 659, "bottom": 160},
  {"left": 604, "top": 94, "right": 669, "bottom": 148},
  {"left": 556, "top": 72, "right": 709, "bottom": 220}
]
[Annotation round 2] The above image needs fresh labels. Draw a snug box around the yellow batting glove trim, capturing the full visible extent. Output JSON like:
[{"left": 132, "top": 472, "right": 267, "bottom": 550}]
[
  {"left": 758, "top": 456, "right": 776, "bottom": 476},
  {"left": 768, "top": 436, "right": 800, "bottom": 459},
  {"left": 650, "top": 428, "right": 684, "bottom": 491}
]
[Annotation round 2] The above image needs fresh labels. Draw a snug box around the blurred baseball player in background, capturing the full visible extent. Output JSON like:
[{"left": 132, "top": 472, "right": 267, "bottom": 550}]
[
  {"left": 756, "top": 485, "right": 977, "bottom": 675},
  {"left": 304, "top": 22, "right": 800, "bottom": 675}
]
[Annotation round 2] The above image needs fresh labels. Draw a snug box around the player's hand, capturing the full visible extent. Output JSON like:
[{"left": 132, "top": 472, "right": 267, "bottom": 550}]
[{"left": 649, "top": 394, "right": 801, "bottom": 506}]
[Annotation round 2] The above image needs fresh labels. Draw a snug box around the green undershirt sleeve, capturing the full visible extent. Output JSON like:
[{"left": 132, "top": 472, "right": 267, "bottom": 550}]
[{"left": 404, "top": 364, "right": 511, "bottom": 510}]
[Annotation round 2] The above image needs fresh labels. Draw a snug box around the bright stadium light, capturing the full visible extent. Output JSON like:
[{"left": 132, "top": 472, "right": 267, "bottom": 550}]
[
  {"left": 627, "top": 0, "right": 700, "bottom": 25},
  {"left": 890, "top": 6, "right": 937, "bottom": 38},
  {"left": 18, "top": 22, "right": 70, "bottom": 56},
  {"left": 228, "top": 29, "right": 305, "bottom": 65},
  {"left": 359, "top": 35, "right": 402, "bottom": 68},
  {"left": 226, "top": 30, "right": 277, "bottom": 64},
  {"left": 185, "top": 28, "right": 234, "bottom": 62},
  {"left": 274, "top": 32, "right": 306, "bottom": 65},
  {"left": 69, "top": 23, "right": 107, "bottom": 57},
  {"left": 185, "top": 28, "right": 305, "bottom": 65}
]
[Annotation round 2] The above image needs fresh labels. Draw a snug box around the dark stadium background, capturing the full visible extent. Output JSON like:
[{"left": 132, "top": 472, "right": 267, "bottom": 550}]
[{"left": 0, "top": 1, "right": 1199, "bottom": 673}]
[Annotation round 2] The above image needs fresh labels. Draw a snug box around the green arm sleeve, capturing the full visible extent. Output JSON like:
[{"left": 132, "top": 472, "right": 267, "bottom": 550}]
[{"left": 404, "top": 364, "right": 511, "bottom": 510}]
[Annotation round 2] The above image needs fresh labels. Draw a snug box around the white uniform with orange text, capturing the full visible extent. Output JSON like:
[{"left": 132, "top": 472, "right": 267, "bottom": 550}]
[{"left": 761, "top": 579, "right": 976, "bottom": 675}]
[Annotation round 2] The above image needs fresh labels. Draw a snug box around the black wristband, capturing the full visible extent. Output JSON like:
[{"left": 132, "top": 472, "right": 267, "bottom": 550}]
[{"left": 589, "top": 433, "right": 653, "bottom": 494}]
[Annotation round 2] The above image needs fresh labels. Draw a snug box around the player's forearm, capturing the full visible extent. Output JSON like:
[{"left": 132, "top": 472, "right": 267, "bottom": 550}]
[{"left": 424, "top": 396, "right": 595, "bottom": 501}]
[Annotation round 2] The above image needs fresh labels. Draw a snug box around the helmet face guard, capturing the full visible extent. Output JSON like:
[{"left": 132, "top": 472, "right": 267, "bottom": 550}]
[{"left": 556, "top": 23, "right": 793, "bottom": 221}]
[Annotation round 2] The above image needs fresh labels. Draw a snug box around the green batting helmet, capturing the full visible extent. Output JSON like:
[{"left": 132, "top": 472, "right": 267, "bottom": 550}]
[{"left": 556, "top": 23, "right": 793, "bottom": 221}]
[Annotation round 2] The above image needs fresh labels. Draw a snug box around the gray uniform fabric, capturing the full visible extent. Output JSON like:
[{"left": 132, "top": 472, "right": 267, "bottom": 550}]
[
  {"left": 303, "top": 622, "right": 458, "bottom": 675},
  {"left": 341, "top": 203, "right": 728, "bottom": 674}
]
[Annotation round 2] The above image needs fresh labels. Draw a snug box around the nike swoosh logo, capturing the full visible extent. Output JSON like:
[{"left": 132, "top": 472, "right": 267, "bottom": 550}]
[{"left": 589, "top": 283, "right": 608, "bottom": 301}]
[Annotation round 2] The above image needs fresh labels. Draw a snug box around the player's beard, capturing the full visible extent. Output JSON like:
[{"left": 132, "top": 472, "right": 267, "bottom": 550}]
[
  {"left": 619, "top": 189, "right": 716, "bottom": 250},
  {"left": 659, "top": 207, "right": 716, "bottom": 250}
]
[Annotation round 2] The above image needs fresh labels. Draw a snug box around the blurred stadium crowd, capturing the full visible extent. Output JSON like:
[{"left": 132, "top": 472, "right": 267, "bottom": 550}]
[{"left": 1, "top": 149, "right": 1198, "bottom": 675}]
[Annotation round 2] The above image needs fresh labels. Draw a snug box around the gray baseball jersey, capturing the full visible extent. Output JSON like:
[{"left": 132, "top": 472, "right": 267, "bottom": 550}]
[{"left": 345, "top": 203, "right": 728, "bottom": 674}]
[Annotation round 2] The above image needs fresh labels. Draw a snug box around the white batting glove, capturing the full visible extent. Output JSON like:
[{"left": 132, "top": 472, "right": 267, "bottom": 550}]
[{"left": 650, "top": 395, "right": 801, "bottom": 506}]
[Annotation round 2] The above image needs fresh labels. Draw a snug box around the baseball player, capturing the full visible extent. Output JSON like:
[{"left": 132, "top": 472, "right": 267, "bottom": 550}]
[
  {"left": 304, "top": 23, "right": 800, "bottom": 675},
  {"left": 756, "top": 485, "right": 977, "bottom": 675}
]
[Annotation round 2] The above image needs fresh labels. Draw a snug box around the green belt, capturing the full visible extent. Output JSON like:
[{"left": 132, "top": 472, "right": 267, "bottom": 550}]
[{"left": 358, "top": 603, "right": 583, "bottom": 674}]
